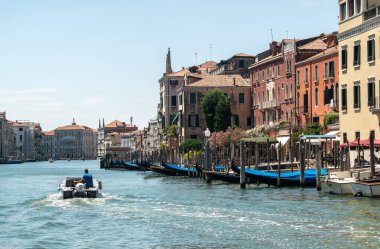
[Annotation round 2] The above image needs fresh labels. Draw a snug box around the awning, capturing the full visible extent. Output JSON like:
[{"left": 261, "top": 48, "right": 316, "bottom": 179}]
[
  {"left": 276, "top": 136, "right": 289, "bottom": 147},
  {"left": 301, "top": 134, "right": 336, "bottom": 140},
  {"left": 325, "top": 130, "right": 340, "bottom": 136},
  {"left": 171, "top": 111, "right": 181, "bottom": 124}
]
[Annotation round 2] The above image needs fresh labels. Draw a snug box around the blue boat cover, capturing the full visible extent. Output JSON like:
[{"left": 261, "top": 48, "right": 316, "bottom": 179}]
[
  {"left": 163, "top": 163, "right": 197, "bottom": 173},
  {"left": 243, "top": 168, "right": 325, "bottom": 182}
]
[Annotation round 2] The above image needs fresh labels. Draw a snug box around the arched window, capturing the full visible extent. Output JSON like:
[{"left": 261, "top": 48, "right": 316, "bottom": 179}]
[
  {"left": 297, "top": 92, "right": 300, "bottom": 112},
  {"left": 272, "top": 88, "right": 275, "bottom": 101},
  {"left": 263, "top": 91, "right": 265, "bottom": 102},
  {"left": 335, "top": 83, "right": 339, "bottom": 108}
]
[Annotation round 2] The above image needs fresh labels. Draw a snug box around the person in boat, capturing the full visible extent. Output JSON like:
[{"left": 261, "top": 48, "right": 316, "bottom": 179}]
[{"left": 74, "top": 169, "right": 94, "bottom": 188}]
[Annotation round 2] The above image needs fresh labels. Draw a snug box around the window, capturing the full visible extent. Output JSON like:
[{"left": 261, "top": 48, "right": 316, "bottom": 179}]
[
  {"left": 169, "top": 79, "right": 178, "bottom": 86},
  {"left": 239, "top": 60, "right": 245, "bottom": 68},
  {"left": 272, "top": 65, "right": 275, "bottom": 77},
  {"left": 324, "top": 86, "right": 333, "bottom": 105},
  {"left": 19, "top": 135, "right": 23, "bottom": 142},
  {"left": 315, "top": 88, "right": 319, "bottom": 106},
  {"left": 190, "top": 92, "right": 197, "bottom": 104},
  {"left": 188, "top": 115, "right": 199, "bottom": 127},
  {"left": 324, "top": 63, "right": 329, "bottom": 79},
  {"left": 171, "top": 95, "right": 177, "bottom": 106},
  {"left": 314, "top": 65, "right": 318, "bottom": 82},
  {"left": 239, "top": 93, "right": 245, "bottom": 103},
  {"left": 277, "top": 64, "right": 280, "bottom": 77},
  {"left": 342, "top": 87, "right": 347, "bottom": 111},
  {"left": 190, "top": 135, "right": 198, "bottom": 139},
  {"left": 277, "top": 86, "right": 280, "bottom": 100},
  {"left": 367, "top": 38, "right": 375, "bottom": 62},
  {"left": 368, "top": 81, "right": 375, "bottom": 107},
  {"left": 19, "top": 128, "right": 23, "bottom": 131},
  {"left": 355, "top": 0, "right": 361, "bottom": 14},
  {"left": 329, "top": 61, "right": 335, "bottom": 77},
  {"left": 179, "top": 94, "right": 183, "bottom": 105},
  {"left": 354, "top": 43, "right": 361, "bottom": 66},
  {"left": 348, "top": 0, "right": 354, "bottom": 17},
  {"left": 304, "top": 91, "right": 309, "bottom": 113},
  {"left": 247, "top": 117, "right": 252, "bottom": 127},
  {"left": 355, "top": 131, "right": 361, "bottom": 141},
  {"left": 354, "top": 84, "right": 361, "bottom": 109},
  {"left": 285, "top": 85, "right": 288, "bottom": 99},
  {"left": 266, "top": 68, "right": 269, "bottom": 80},
  {"left": 232, "top": 115, "right": 239, "bottom": 126},
  {"left": 340, "top": 2, "right": 347, "bottom": 21},
  {"left": 262, "top": 70, "right": 264, "bottom": 81},
  {"left": 297, "top": 70, "right": 300, "bottom": 86},
  {"left": 341, "top": 48, "right": 347, "bottom": 70},
  {"left": 305, "top": 68, "right": 309, "bottom": 84}
]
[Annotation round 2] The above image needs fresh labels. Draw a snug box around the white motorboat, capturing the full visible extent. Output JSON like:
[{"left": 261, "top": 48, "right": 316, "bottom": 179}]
[
  {"left": 352, "top": 178, "right": 380, "bottom": 197},
  {"left": 321, "top": 171, "right": 355, "bottom": 195},
  {"left": 59, "top": 177, "right": 102, "bottom": 199}
]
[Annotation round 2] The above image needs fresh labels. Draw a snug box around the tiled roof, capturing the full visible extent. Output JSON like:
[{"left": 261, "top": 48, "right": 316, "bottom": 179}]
[
  {"left": 167, "top": 68, "right": 189, "bottom": 77},
  {"left": 234, "top": 53, "right": 255, "bottom": 57},
  {"left": 55, "top": 124, "right": 85, "bottom": 131},
  {"left": 197, "top": 61, "right": 217, "bottom": 68},
  {"left": 298, "top": 38, "right": 327, "bottom": 51},
  {"left": 11, "top": 122, "right": 32, "bottom": 127},
  {"left": 43, "top": 131, "right": 55, "bottom": 136},
  {"left": 187, "top": 75, "right": 249, "bottom": 87},
  {"left": 105, "top": 120, "right": 132, "bottom": 128},
  {"left": 297, "top": 46, "right": 338, "bottom": 64},
  {"left": 248, "top": 54, "right": 282, "bottom": 69}
]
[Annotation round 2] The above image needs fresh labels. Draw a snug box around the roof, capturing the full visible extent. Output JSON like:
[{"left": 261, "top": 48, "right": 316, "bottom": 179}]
[
  {"left": 105, "top": 120, "right": 133, "bottom": 128},
  {"left": 167, "top": 68, "right": 189, "bottom": 77},
  {"left": 43, "top": 131, "right": 55, "bottom": 136},
  {"left": 296, "top": 46, "right": 338, "bottom": 65},
  {"left": 233, "top": 53, "right": 255, "bottom": 58},
  {"left": 298, "top": 38, "right": 327, "bottom": 51},
  {"left": 55, "top": 124, "right": 86, "bottom": 131},
  {"left": 248, "top": 53, "right": 282, "bottom": 69},
  {"left": 197, "top": 61, "right": 217, "bottom": 68},
  {"left": 187, "top": 75, "right": 249, "bottom": 87}
]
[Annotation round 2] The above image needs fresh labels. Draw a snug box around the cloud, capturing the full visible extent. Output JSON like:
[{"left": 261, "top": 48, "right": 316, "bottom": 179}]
[{"left": 81, "top": 97, "right": 105, "bottom": 105}]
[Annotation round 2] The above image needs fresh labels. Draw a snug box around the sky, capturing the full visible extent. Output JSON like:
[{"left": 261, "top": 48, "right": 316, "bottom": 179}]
[{"left": 0, "top": 0, "right": 338, "bottom": 131}]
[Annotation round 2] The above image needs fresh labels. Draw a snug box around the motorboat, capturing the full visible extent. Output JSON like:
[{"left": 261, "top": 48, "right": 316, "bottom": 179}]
[
  {"left": 321, "top": 171, "right": 355, "bottom": 195},
  {"left": 59, "top": 177, "right": 102, "bottom": 199}
]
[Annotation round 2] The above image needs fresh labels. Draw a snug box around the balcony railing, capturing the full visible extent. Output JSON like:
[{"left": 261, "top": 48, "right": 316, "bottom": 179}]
[
  {"left": 364, "top": 6, "right": 380, "bottom": 21},
  {"left": 259, "top": 100, "right": 279, "bottom": 110}
]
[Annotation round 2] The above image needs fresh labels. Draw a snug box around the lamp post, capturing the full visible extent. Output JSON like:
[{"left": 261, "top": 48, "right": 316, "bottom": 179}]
[{"left": 204, "top": 128, "right": 211, "bottom": 170}]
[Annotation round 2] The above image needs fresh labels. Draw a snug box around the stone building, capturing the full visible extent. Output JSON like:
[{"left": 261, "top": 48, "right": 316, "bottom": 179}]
[
  {"left": 338, "top": 0, "right": 380, "bottom": 142},
  {"left": 145, "top": 118, "right": 160, "bottom": 153},
  {"left": 210, "top": 53, "right": 255, "bottom": 79},
  {"left": 11, "top": 121, "right": 37, "bottom": 161},
  {"left": 0, "top": 112, "right": 14, "bottom": 162},
  {"left": 41, "top": 131, "right": 55, "bottom": 160},
  {"left": 295, "top": 33, "right": 340, "bottom": 128},
  {"left": 176, "top": 74, "right": 252, "bottom": 141},
  {"left": 54, "top": 120, "right": 97, "bottom": 160}
]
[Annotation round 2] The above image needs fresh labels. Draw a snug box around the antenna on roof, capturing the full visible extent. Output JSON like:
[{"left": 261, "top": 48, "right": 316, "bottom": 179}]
[
  {"left": 271, "top": 29, "right": 273, "bottom": 42},
  {"left": 194, "top": 52, "right": 198, "bottom": 65},
  {"left": 209, "top": 43, "right": 213, "bottom": 61}
]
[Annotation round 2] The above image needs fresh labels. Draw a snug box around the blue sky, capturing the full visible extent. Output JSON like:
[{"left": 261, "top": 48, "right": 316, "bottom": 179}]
[{"left": 0, "top": 0, "right": 338, "bottom": 131}]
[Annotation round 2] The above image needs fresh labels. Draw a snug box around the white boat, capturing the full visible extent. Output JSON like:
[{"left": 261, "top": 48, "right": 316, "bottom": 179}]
[
  {"left": 321, "top": 171, "right": 355, "bottom": 195},
  {"left": 59, "top": 177, "right": 102, "bottom": 199},
  {"left": 352, "top": 179, "right": 380, "bottom": 197},
  {"left": 48, "top": 158, "right": 54, "bottom": 163}
]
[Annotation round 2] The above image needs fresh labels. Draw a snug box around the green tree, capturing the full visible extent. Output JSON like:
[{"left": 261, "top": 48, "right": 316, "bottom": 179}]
[
  {"left": 180, "top": 139, "right": 203, "bottom": 152},
  {"left": 201, "top": 89, "right": 231, "bottom": 132}
]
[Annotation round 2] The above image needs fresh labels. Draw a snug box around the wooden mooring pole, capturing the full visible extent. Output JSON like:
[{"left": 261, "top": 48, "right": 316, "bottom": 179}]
[
  {"left": 240, "top": 141, "right": 246, "bottom": 189},
  {"left": 316, "top": 145, "right": 321, "bottom": 191},
  {"left": 300, "top": 139, "right": 305, "bottom": 187}
]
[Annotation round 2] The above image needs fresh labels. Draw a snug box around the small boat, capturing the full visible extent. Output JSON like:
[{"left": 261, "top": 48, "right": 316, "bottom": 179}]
[
  {"left": 352, "top": 178, "right": 380, "bottom": 197},
  {"left": 321, "top": 171, "right": 355, "bottom": 195},
  {"left": 48, "top": 158, "right": 54, "bottom": 163},
  {"left": 231, "top": 164, "right": 324, "bottom": 187},
  {"left": 59, "top": 177, "right": 102, "bottom": 199},
  {"left": 6, "top": 160, "right": 22, "bottom": 164},
  {"left": 162, "top": 163, "right": 198, "bottom": 176},
  {"left": 150, "top": 165, "right": 178, "bottom": 176}
]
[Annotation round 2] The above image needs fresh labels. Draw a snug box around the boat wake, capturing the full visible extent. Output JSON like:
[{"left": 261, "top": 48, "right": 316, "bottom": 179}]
[{"left": 33, "top": 192, "right": 123, "bottom": 209}]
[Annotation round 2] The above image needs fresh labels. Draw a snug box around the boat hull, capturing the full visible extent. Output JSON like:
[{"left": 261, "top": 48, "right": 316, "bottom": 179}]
[
  {"left": 322, "top": 180, "right": 354, "bottom": 195},
  {"left": 352, "top": 182, "right": 380, "bottom": 197},
  {"left": 59, "top": 177, "right": 101, "bottom": 199}
]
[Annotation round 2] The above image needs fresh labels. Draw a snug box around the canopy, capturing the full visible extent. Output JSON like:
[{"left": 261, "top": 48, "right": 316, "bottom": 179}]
[
  {"left": 276, "top": 136, "right": 289, "bottom": 147},
  {"left": 301, "top": 134, "right": 336, "bottom": 140},
  {"left": 340, "top": 138, "right": 380, "bottom": 148}
]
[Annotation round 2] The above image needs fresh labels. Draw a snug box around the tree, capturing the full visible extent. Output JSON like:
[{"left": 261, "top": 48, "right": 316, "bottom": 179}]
[
  {"left": 179, "top": 139, "right": 203, "bottom": 152},
  {"left": 201, "top": 89, "right": 231, "bottom": 132}
]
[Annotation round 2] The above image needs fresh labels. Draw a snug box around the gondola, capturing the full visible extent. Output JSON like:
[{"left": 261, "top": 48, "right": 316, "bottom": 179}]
[
  {"left": 203, "top": 170, "right": 241, "bottom": 184},
  {"left": 162, "top": 163, "right": 198, "bottom": 177},
  {"left": 231, "top": 164, "right": 325, "bottom": 187}
]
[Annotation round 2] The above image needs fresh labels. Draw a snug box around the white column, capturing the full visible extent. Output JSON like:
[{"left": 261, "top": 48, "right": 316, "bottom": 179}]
[
  {"left": 362, "top": 0, "right": 366, "bottom": 11},
  {"left": 354, "top": 0, "right": 357, "bottom": 14}
]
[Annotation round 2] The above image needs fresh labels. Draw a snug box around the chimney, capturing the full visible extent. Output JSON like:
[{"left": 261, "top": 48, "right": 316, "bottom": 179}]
[{"left": 271, "top": 41, "right": 278, "bottom": 56}]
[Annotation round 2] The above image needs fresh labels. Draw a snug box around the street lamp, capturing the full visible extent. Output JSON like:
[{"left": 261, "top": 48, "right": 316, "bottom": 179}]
[{"left": 204, "top": 128, "right": 211, "bottom": 170}]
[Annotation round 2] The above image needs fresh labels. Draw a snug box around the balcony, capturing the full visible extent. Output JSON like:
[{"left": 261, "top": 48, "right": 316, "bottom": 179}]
[
  {"left": 259, "top": 100, "right": 279, "bottom": 110},
  {"left": 364, "top": 6, "right": 380, "bottom": 21},
  {"left": 370, "top": 96, "right": 380, "bottom": 113}
]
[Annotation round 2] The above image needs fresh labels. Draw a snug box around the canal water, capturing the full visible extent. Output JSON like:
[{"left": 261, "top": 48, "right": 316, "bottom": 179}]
[{"left": 1, "top": 160, "right": 380, "bottom": 249}]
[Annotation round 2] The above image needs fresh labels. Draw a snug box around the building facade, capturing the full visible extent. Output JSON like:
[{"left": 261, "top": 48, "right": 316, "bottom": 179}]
[
  {"left": 54, "top": 120, "right": 97, "bottom": 160},
  {"left": 177, "top": 74, "right": 252, "bottom": 141},
  {"left": 41, "top": 131, "right": 55, "bottom": 160},
  {"left": 295, "top": 34, "right": 340, "bottom": 127},
  {"left": 0, "top": 112, "right": 14, "bottom": 162},
  {"left": 210, "top": 53, "right": 255, "bottom": 79},
  {"left": 338, "top": 0, "right": 380, "bottom": 142}
]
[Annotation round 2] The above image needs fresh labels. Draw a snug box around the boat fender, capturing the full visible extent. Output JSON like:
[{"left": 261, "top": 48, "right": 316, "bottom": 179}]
[
  {"left": 98, "top": 180, "right": 102, "bottom": 190},
  {"left": 75, "top": 183, "right": 85, "bottom": 192}
]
